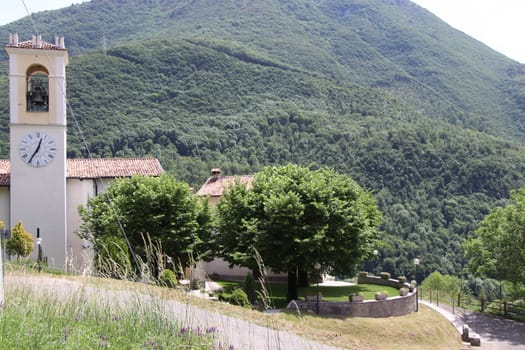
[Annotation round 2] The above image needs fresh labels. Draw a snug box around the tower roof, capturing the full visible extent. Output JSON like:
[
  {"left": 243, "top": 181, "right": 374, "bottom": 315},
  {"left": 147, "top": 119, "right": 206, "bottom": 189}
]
[{"left": 5, "top": 33, "right": 66, "bottom": 50}]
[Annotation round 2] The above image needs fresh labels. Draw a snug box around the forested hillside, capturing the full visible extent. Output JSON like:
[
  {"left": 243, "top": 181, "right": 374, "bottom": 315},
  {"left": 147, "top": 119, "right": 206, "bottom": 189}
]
[{"left": 1, "top": 0, "right": 525, "bottom": 278}]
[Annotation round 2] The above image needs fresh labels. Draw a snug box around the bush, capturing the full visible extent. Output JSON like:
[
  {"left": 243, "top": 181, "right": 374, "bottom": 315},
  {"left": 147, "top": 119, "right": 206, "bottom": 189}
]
[
  {"left": 230, "top": 288, "right": 251, "bottom": 307},
  {"left": 159, "top": 269, "right": 177, "bottom": 288},
  {"left": 358, "top": 271, "right": 368, "bottom": 278},
  {"left": 380, "top": 272, "right": 391, "bottom": 280},
  {"left": 6, "top": 221, "right": 34, "bottom": 259},
  {"left": 399, "top": 287, "right": 409, "bottom": 296},
  {"left": 398, "top": 276, "right": 407, "bottom": 283},
  {"left": 243, "top": 272, "right": 257, "bottom": 305}
]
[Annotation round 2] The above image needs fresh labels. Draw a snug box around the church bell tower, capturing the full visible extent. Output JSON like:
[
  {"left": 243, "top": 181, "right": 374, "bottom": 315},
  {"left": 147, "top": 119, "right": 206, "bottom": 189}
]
[{"left": 5, "top": 33, "right": 69, "bottom": 269}]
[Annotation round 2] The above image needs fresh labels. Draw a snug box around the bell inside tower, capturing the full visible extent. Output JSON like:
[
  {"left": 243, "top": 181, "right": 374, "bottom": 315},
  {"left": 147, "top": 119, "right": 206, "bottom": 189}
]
[{"left": 26, "top": 68, "right": 49, "bottom": 112}]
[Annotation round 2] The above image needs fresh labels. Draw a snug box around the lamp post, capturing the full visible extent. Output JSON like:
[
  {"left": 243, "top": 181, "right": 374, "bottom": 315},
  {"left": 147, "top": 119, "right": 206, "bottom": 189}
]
[
  {"left": 414, "top": 258, "right": 420, "bottom": 312},
  {"left": 373, "top": 249, "right": 379, "bottom": 276},
  {"left": 314, "top": 262, "right": 321, "bottom": 315},
  {"left": 36, "top": 228, "right": 42, "bottom": 272}
]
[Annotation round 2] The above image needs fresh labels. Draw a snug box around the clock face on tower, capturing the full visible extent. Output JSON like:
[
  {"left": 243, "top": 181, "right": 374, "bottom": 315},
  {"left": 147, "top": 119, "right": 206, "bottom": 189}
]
[{"left": 18, "top": 131, "right": 57, "bottom": 167}]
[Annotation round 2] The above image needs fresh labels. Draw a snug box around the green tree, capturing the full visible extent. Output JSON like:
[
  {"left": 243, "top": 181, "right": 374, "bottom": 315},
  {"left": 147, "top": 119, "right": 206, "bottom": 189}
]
[
  {"left": 6, "top": 221, "right": 34, "bottom": 260},
  {"left": 215, "top": 164, "right": 381, "bottom": 301},
  {"left": 78, "top": 174, "right": 213, "bottom": 276},
  {"left": 464, "top": 188, "right": 525, "bottom": 284}
]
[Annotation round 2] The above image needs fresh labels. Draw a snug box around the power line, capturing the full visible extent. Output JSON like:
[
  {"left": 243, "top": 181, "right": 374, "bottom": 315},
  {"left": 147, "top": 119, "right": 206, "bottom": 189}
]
[{"left": 12, "top": 0, "right": 142, "bottom": 277}]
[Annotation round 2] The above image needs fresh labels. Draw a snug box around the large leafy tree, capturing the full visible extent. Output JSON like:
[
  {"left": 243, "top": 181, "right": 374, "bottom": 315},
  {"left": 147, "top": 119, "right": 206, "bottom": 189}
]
[
  {"left": 215, "top": 164, "right": 382, "bottom": 301},
  {"left": 464, "top": 188, "right": 525, "bottom": 284},
  {"left": 78, "top": 174, "right": 213, "bottom": 276}
]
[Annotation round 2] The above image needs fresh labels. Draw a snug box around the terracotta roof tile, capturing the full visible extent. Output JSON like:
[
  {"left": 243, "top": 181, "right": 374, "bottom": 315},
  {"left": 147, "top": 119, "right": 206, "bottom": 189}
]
[
  {"left": 0, "top": 158, "right": 164, "bottom": 185},
  {"left": 67, "top": 158, "right": 164, "bottom": 179},
  {"left": 0, "top": 160, "right": 10, "bottom": 186},
  {"left": 196, "top": 175, "right": 253, "bottom": 197}
]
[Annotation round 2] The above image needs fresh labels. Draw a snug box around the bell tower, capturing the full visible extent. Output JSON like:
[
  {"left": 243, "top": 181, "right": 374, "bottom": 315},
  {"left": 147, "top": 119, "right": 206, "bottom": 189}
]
[{"left": 5, "top": 33, "right": 69, "bottom": 269}]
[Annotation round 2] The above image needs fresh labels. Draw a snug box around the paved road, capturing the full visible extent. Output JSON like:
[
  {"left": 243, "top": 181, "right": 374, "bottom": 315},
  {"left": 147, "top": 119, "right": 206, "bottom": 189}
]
[{"left": 422, "top": 300, "right": 525, "bottom": 350}]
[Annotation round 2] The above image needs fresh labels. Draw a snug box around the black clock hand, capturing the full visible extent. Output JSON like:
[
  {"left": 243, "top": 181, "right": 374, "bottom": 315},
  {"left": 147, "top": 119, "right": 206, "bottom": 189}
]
[{"left": 28, "top": 138, "right": 43, "bottom": 164}]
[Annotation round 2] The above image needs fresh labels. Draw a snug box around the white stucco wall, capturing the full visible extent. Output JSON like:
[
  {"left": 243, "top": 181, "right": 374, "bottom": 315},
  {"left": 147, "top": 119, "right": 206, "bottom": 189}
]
[
  {"left": 66, "top": 178, "right": 95, "bottom": 272},
  {"left": 66, "top": 177, "right": 113, "bottom": 273},
  {"left": 10, "top": 126, "right": 67, "bottom": 270},
  {"left": 0, "top": 187, "right": 10, "bottom": 226}
]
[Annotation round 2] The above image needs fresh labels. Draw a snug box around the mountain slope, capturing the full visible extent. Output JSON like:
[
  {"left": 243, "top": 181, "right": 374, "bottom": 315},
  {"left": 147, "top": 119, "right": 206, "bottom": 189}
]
[
  {"left": 2, "top": 0, "right": 525, "bottom": 278},
  {"left": 4, "top": 0, "right": 525, "bottom": 140}
]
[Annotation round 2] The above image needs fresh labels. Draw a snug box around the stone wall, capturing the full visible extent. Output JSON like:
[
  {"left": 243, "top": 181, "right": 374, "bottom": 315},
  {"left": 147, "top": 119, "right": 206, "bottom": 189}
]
[
  {"left": 292, "top": 292, "right": 417, "bottom": 317},
  {"left": 357, "top": 275, "right": 408, "bottom": 289},
  {"left": 287, "top": 276, "right": 418, "bottom": 317}
]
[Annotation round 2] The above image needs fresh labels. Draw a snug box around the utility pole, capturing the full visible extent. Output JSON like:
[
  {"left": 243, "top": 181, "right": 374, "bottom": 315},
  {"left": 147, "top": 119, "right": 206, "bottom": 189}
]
[
  {"left": 0, "top": 229, "right": 10, "bottom": 308},
  {"left": 0, "top": 230, "right": 5, "bottom": 308},
  {"left": 0, "top": 241, "right": 3, "bottom": 309}
]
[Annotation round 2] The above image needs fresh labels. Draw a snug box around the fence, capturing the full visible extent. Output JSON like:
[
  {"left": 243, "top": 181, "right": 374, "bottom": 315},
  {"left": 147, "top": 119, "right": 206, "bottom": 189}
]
[{"left": 420, "top": 287, "right": 525, "bottom": 321}]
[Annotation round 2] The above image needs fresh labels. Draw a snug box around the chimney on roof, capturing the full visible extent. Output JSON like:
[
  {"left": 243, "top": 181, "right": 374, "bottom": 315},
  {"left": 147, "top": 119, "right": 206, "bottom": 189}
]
[
  {"left": 211, "top": 168, "right": 221, "bottom": 179},
  {"left": 55, "top": 35, "right": 65, "bottom": 49},
  {"left": 9, "top": 33, "right": 19, "bottom": 46},
  {"left": 32, "top": 34, "right": 42, "bottom": 48}
]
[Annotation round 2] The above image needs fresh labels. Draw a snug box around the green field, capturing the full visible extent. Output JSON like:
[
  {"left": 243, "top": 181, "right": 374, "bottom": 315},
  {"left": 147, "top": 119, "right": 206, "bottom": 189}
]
[{"left": 217, "top": 280, "right": 400, "bottom": 308}]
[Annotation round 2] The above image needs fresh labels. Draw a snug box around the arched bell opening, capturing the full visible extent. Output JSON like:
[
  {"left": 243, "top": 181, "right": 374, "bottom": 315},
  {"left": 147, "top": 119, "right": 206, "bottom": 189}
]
[{"left": 26, "top": 64, "right": 50, "bottom": 112}]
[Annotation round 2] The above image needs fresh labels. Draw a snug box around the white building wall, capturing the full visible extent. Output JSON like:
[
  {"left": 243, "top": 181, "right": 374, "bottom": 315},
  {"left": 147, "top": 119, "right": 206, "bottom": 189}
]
[
  {"left": 66, "top": 177, "right": 113, "bottom": 272},
  {"left": 66, "top": 178, "right": 95, "bottom": 272},
  {"left": 0, "top": 187, "right": 10, "bottom": 226}
]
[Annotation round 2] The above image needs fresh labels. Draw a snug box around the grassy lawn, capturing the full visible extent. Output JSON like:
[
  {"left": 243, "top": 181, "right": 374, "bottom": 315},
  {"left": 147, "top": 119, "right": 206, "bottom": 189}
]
[{"left": 217, "top": 280, "right": 400, "bottom": 308}]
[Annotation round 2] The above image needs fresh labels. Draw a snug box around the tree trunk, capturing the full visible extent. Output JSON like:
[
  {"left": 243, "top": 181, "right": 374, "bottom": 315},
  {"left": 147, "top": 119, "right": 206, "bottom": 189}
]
[
  {"left": 298, "top": 269, "right": 309, "bottom": 287},
  {"left": 287, "top": 270, "right": 298, "bottom": 302}
]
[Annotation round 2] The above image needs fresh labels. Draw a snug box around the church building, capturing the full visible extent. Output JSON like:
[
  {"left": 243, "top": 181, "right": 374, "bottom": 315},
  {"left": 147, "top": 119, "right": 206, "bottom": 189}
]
[{"left": 0, "top": 34, "right": 164, "bottom": 271}]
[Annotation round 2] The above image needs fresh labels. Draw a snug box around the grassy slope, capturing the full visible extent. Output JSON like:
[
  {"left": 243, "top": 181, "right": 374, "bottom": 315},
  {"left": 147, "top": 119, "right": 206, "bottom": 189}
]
[
  {"left": 4, "top": 271, "right": 463, "bottom": 350},
  {"left": 1, "top": 0, "right": 525, "bottom": 278}
]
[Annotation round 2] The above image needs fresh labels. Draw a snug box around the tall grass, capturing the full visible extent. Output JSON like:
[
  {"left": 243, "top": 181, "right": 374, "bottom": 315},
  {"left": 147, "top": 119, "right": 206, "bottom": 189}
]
[{"left": 0, "top": 273, "right": 230, "bottom": 349}]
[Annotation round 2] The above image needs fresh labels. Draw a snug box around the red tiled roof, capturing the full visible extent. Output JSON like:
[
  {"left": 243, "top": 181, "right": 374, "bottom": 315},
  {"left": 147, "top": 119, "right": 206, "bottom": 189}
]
[
  {"left": 0, "top": 160, "right": 10, "bottom": 186},
  {"left": 67, "top": 158, "right": 164, "bottom": 179},
  {"left": 0, "top": 158, "right": 164, "bottom": 185},
  {"left": 196, "top": 175, "right": 253, "bottom": 197}
]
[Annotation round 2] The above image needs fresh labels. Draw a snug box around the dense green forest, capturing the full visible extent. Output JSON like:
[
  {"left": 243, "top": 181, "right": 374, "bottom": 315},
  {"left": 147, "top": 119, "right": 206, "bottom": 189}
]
[{"left": 1, "top": 0, "right": 525, "bottom": 279}]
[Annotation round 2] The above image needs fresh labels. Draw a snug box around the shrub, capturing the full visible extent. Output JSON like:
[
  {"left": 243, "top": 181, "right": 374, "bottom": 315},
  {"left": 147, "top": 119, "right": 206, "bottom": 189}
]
[
  {"left": 380, "top": 272, "right": 391, "bottom": 280},
  {"left": 159, "top": 269, "right": 178, "bottom": 288},
  {"left": 398, "top": 276, "right": 407, "bottom": 283},
  {"left": 230, "top": 288, "right": 251, "bottom": 307},
  {"left": 399, "top": 287, "right": 409, "bottom": 296},
  {"left": 358, "top": 271, "right": 368, "bottom": 278},
  {"left": 6, "top": 221, "right": 34, "bottom": 259},
  {"left": 243, "top": 272, "right": 257, "bottom": 305}
]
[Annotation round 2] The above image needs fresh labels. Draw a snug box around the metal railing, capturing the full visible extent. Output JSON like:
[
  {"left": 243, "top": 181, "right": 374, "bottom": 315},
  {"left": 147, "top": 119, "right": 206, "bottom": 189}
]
[{"left": 420, "top": 287, "right": 525, "bottom": 321}]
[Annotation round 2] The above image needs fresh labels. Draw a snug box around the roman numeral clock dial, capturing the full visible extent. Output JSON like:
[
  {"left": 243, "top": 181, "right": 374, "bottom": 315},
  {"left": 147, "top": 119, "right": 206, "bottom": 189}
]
[{"left": 19, "top": 131, "right": 57, "bottom": 168}]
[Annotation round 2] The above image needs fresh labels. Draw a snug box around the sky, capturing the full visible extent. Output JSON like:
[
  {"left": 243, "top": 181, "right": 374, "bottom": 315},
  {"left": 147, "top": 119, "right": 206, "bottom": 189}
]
[
  {"left": 1, "top": 0, "right": 525, "bottom": 63},
  {"left": 0, "top": 1, "right": 87, "bottom": 26},
  {"left": 411, "top": 0, "right": 525, "bottom": 63}
]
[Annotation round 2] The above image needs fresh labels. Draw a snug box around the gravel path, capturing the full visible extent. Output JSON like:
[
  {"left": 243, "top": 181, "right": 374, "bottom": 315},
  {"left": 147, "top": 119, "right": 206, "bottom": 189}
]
[{"left": 5, "top": 274, "right": 342, "bottom": 350}]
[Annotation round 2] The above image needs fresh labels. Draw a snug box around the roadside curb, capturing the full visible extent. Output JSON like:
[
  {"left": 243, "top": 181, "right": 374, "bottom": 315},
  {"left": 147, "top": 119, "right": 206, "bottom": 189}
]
[{"left": 420, "top": 300, "right": 480, "bottom": 347}]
